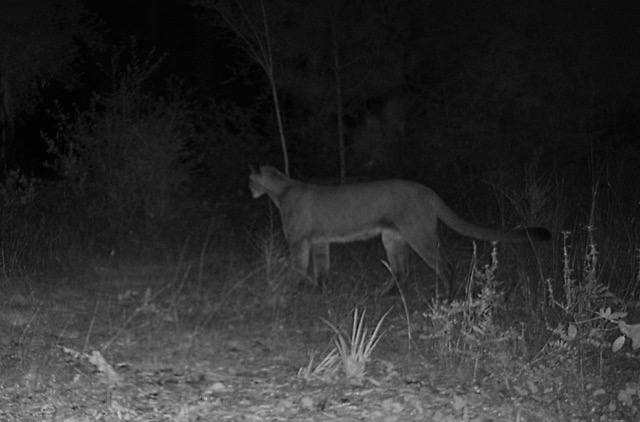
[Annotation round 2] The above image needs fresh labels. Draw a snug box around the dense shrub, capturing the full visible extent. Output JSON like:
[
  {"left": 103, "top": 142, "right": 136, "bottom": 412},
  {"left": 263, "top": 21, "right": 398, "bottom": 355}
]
[{"left": 45, "top": 48, "right": 196, "bottom": 258}]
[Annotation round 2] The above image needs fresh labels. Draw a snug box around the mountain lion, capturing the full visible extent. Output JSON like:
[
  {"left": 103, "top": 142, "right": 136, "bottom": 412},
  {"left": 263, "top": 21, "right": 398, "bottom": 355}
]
[{"left": 249, "top": 165, "right": 550, "bottom": 296}]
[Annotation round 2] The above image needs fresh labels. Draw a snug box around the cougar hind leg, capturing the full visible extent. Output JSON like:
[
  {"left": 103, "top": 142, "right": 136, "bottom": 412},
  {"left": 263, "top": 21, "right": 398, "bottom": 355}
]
[
  {"left": 381, "top": 230, "right": 410, "bottom": 295},
  {"left": 402, "top": 228, "right": 452, "bottom": 299}
]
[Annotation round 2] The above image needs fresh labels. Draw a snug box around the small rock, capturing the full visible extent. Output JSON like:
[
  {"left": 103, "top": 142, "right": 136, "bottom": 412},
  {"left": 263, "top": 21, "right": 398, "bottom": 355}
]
[
  {"left": 208, "top": 382, "right": 227, "bottom": 392},
  {"left": 300, "top": 396, "right": 315, "bottom": 410},
  {"left": 381, "top": 398, "right": 404, "bottom": 413}
]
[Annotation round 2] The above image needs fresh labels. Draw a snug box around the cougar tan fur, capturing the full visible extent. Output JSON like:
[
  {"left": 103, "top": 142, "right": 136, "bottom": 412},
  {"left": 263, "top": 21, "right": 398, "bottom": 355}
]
[{"left": 249, "top": 165, "right": 550, "bottom": 296}]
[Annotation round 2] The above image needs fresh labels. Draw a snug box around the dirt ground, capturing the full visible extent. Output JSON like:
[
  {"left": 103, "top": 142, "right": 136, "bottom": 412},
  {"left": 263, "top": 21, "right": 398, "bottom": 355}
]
[{"left": 0, "top": 263, "right": 635, "bottom": 422}]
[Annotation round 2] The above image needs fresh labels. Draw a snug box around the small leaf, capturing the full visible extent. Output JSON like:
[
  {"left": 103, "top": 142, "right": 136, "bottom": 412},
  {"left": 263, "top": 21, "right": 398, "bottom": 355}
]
[
  {"left": 552, "top": 323, "right": 564, "bottom": 335},
  {"left": 600, "top": 307, "right": 627, "bottom": 321},
  {"left": 593, "top": 388, "right": 606, "bottom": 397},
  {"left": 609, "top": 311, "right": 628, "bottom": 320},
  {"left": 88, "top": 350, "right": 122, "bottom": 384},
  {"left": 612, "top": 336, "right": 626, "bottom": 352},
  {"left": 619, "top": 322, "right": 640, "bottom": 350},
  {"left": 60, "top": 346, "right": 82, "bottom": 360}
]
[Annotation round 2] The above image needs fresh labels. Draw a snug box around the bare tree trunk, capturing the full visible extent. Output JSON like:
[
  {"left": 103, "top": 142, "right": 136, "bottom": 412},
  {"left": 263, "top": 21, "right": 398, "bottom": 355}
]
[
  {"left": 211, "top": 0, "right": 290, "bottom": 175},
  {"left": 260, "top": 0, "right": 289, "bottom": 176},
  {"left": 331, "top": 19, "right": 346, "bottom": 184},
  {"left": 0, "top": 74, "right": 14, "bottom": 174}
]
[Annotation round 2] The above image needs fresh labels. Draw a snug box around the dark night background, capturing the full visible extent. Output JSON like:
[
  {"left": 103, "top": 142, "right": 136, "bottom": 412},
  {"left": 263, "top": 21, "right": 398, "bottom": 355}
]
[
  {"left": 0, "top": 0, "right": 639, "bottom": 266},
  {"left": 4, "top": 3, "right": 640, "bottom": 418}
]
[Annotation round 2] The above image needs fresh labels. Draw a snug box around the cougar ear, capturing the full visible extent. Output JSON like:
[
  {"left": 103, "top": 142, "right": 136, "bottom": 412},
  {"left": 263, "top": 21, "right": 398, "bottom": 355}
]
[{"left": 248, "top": 164, "right": 258, "bottom": 175}]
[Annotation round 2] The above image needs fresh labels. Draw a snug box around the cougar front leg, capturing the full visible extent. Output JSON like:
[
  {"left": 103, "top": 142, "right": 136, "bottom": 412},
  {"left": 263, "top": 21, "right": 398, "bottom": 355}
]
[
  {"left": 288, "top": 240, "right": 328, "bottom": 291},
  {"left": 289, "top": 239, "right": 311, "bottom": 279},
  {"left": 311, "top": 242, "right": 330, "bottom": 291}
]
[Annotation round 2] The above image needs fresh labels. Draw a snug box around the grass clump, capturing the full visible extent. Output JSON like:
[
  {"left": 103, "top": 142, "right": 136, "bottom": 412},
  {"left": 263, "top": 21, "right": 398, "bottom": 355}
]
[{"left": 300, "top": 307, "right": 391, "bottom": 384}]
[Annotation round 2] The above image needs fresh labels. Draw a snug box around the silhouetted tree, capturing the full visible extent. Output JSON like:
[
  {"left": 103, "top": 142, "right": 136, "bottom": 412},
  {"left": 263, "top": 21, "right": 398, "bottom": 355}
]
[
  {"left": 274, "top": 0, "right": 417, "bottom": 177},
  {"left": 199, "top": 0, "right": 290, "bottom": 175}
]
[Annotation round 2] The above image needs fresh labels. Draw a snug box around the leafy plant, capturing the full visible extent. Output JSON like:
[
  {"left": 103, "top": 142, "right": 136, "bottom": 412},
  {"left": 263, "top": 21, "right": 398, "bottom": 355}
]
[
  {"left": 425, "top": 242, "right": 506, "bottom": 356},
  {"left": 0, "top": 170, "right": 40, "bottom": 207}
]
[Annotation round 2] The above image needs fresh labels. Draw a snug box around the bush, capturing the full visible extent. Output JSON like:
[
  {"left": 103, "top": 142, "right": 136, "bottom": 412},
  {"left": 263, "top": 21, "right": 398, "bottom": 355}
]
[{"left": 45, "top": 45, "right": 196, "bottom": 256}]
